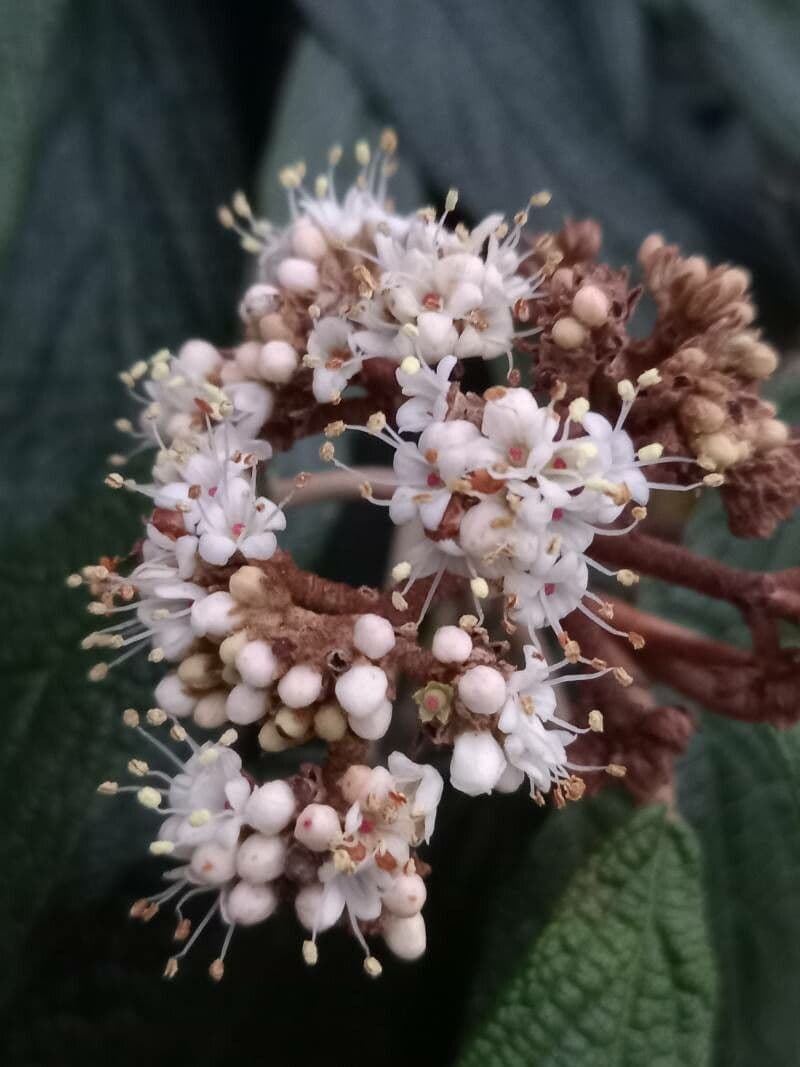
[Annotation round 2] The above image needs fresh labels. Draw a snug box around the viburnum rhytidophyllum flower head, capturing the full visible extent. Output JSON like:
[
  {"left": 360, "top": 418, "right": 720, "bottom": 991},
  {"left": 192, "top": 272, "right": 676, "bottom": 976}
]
[{"left": 72, "top": 130, "right": 800, "bottom": 980}]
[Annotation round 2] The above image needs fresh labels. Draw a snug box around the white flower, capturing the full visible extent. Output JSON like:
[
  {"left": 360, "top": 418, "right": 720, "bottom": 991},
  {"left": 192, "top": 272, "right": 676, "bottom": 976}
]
[
  {"left": 395, "top": 355, "right": 456, "bottom": 433},
  {"left": 450, "top": 731, "right": 507, "bottom": 796},
  {"left": 504, "top": 552, "right": 589, "bottom": 636},
  {"left": 308, "top": 317, "right": 360, "bottom": 402},
  {"left": 482, "top": 388, "right": 559, "bottom": 480},
  {"left": 196, "top": 475, "right": 285, "bottom": 566},
  {"left": 386, "top": 752, "right": 444, "bottom": 844},
  {"left": 158, "top": 743, "right": 251, "bottom": 856},
  {"left": 498, "top": 709, "right": 579, "bottom": 796}
]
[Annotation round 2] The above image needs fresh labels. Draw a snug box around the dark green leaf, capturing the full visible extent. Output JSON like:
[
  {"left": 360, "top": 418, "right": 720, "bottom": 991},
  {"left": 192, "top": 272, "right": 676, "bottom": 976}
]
[{"left": 458, "top": 806, "right": 716, "bottom": 1067}]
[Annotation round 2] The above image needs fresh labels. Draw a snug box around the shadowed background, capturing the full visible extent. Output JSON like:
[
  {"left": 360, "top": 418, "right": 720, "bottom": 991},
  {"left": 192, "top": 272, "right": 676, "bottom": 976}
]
[{"left": 1, "top": 3, "right": 799, "bottom": 1064}]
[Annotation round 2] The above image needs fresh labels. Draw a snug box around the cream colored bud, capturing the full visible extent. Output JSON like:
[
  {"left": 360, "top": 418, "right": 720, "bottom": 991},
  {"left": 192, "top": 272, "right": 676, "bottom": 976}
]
[
  {"left": 470, "top": 577, "right": 490, "bottom": 600},
  {"left": 275, "top": 706, "right": 313, "bottom": 740},
  {"left": 228, "top": 566, "right": 270, "bottom": 606},
  {"left": 219, "top": 629, "right": 249, "bottom": 665},
  {"left": 695, "top": 431, "right": 744, "bottom": 471},
  {"left": 754, "top": 418, "right": 789, "bottom": 452},
  {"left": 552, "top": 316, "right": 587, "bottom": 350},
  {"left": 178, "top": 652, "right": 220, "bottom": 690},
  {"left": 314, "top": 702, "right": 348, "bottom": 742},
  {"left": 258, "top": 721, "right": 292, "bottom": 752},
  {"left": 571, "top": 285, "right": 609, "bottom": 328},
  {"left": 400, "top": 356, "right": 421, "bottom": 375},
  {"left": 740, "top": 341, "right": 778, "bottom": 379}
]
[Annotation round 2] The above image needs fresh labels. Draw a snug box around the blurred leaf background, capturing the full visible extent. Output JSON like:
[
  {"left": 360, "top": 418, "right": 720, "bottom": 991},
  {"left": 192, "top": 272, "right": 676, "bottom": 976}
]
[{"left": 0, "top": 2, "right": 798, "bottom": 1064}]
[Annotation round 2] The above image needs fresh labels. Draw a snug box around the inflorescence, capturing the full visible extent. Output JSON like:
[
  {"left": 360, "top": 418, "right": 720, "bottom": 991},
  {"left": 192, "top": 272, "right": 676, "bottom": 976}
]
[{"left": 70, "top": 130, "right": 794, "bottom": 981}]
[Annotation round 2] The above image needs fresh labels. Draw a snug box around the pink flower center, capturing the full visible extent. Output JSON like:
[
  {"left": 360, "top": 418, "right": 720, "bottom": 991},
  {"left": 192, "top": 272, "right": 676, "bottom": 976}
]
[
  {"left": 544, "top": 582, "right": 556, "bottom": 596},
  {"left": 508, "top": 445, "right": 526, "bottom": 465},
  {"left": 426, "top": 472, "right": 444, "bottom": 489},
  {"left": 552, "top": 457, "right": 567, "bottom": 471},
  {"left": 424, "top": 693, "right": 442, "bottom": 712},
  {"left": 422, "top": 291, "right": 442, "bottom": 311},
  {"left": 359, "top": 817, "right": 375, "bottom": 834},
  {"left": 208, "top": 486, "right": 218, "bottom": 496},
  {"left": 231, "top": 522, "right": 245, "bottom": 537},
  {"left": 552, "top": 508, "right": 563, "bottom": 521}
]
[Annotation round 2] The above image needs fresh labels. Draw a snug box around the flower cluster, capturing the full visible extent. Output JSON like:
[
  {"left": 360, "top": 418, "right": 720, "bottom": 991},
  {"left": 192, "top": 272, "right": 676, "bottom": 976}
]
[{"left": 70, "top": 130, "right": 787, "bottom": 982}]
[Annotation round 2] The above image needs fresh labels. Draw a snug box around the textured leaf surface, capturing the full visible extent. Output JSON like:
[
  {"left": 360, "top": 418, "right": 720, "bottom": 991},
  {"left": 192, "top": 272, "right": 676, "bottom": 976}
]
[
  {"left": 640, "top": 379, "right": 800, "bottom": 1066},
  {"left": 458, "top": 806, "right": 715, "bottom": 1067}
]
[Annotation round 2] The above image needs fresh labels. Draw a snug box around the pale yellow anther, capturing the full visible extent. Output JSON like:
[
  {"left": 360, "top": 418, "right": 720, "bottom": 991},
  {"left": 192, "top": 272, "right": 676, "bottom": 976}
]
[
  {"left": 119, "top": 371, "right": 135, "bottom": 388},
  {"left": 637, "top": 443, "right": 664, "bottom": 463},
  {"left": 324, "top": 420, "right": 346, "bottom": 438},
  {"left": 314, "top": 175, "right": 328, "bottom": 198},
  {"left": 88, "top": 663, "right": 109, "bottom": 682},
  {"left": 401, "top": 322, "right": 419, "bottom": 337},
  {"left": 637, "top": 368, "right": 662, "bottom": 388},
  {"left": 459, "top": 614, "right": 479, "bottom": 631},
  {"left": 189, "top": 808, "right": 211, "bottom": 828},
  {"left": 470, "top": 577, "right": 490, "bottom": 600},
  {"left": 114, "top": 418, "right": 133, "bottom": 433},
  {"left": 217, "top": 205, "right": 235, "bottom": 228},
  {"left": 137, "top": 786, "right": 161, "bottom": 809},
  {"left": 354, "top": 139, "right": 371, "bottom": 167},
  {"left": 445, "top": 188, "right": 459, "bottom": 212},
  {"left": 122, "top": 708, "right": 140, "bottom": 728},
  {"left": 97, "top": 781, "right": 119, "bottom": 796},
  {"left": 150, "top": 361, "right": 170, "bottom": 381},
  {"left": 146, "top": 707, "right": 167, "bottom": 726},
  {"left": 367, "top": 411, "right": 387, "bottom": 432},
  {"left": 328, "top": 144, "right": 342, "bottom": 167},
  {"left": 392, "top": 561, "right": 412, "bottom": 583},
  {"left": 616, "top": 569, "right": 639, "bottom": 587},
  {"left": 278, "top": 166, "right": 300, "bottom": 190},
  {"left": 588, "top": 709, "right": 604, "bottom": 733},
  {"left": 364, "top": 956, "right": 383, "bottom": 978},
  {"left": 530, "top": 190, "right": 552, "bottom": 207},
  {"left": 232, "top": 190, "right": 251, "bottom": 218},
  {"left": 218, "top": 729, "right": 238, "bottom": 747},
  {"left": 617, "top": 379, "right": 636, "bottom": 402},
  {"left": 198, "top": 748, "right": 219, "bottom": 766},
  {"left": 392, "top": 591, "right": 409, "bottom": 612},
  {"left": 319, "top": 442, "right": 335, "bottom": 463},
  {"left": 568, "top": 397, "right": 590, "bottom": 423},
  {"left": 150, "top": 840, "right": 175, "bottom": 856},
  {"left": 302, "top": 940, "right": 318, "bottom": 966},
  {"left": 400, "top": 356, "right": 421, "bottom": 375},
  {"left": 380, "top": 127, "right": 398, "bottom": 155},
  {"left": 148, "top": 648, "right": 165, "bottom": 663},
  {"left": 105, "top": 473, "right": 124, "bottom": 489},
  {"left": 703, "top": 473, "right": 725, "bottom": 487},
  {"left": 606, "top": 763, "right": 627, "bottom": 778},
  {"left": 170, "top": 724, "right": 187, "bottom": 742},
  {"left": 128, "top": 759, "right": 149, "bottom": 777},
  {"left": 66, "top": 573, "right": 83, "bottom": 588}
]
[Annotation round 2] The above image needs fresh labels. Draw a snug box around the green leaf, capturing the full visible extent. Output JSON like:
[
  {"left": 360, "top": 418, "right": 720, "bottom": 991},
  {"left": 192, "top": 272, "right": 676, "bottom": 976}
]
[
  {"left": 0, "top": 489, "right": 151, "bottom": 1005},
  {"left": 639, "top": 378, "right": 800, "bottom": 1066},
  {"left": 458, "top": 806, "right": 716, "bottom": 1067},
  {"left": 0, "top": 0, "right": 276, "bottom": 539}
]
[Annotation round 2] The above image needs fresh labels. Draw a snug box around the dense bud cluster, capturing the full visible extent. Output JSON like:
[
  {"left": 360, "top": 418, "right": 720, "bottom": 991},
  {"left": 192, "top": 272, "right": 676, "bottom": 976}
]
[{"left": 73, "top": 131, "right": 796, "bottom": 980}]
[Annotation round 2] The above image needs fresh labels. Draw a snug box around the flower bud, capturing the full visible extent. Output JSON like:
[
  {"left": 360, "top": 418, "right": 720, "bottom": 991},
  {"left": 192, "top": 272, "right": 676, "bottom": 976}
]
[
  {"left": 277, "top": 665, "right": 324, "bottom": 708},
  {"left": 258, "top": 721, "right": 292, "bottom": 752},
  {"left": 314, "top": 702, "right": 348, "bottom": 742},
  {"left": 244, "top": 780, "right": 296, "bottom": 835},
  {"left": 431, "top": 625, "right": 472, "bottom": 664},
  {"left": 382, "top": 912, "right": 426, "bottom": 960},
  {"left": 294, "top": 804, "right": 340, "bottom": 851},
  {"left": 275, "top": 705, "right": 313, "bottom": 740},
  {"left": 457, "top": 665, "right": 507, "bottom": 716},
  {"left": 228, "top": 566, "right": 270, "bottom": 606},
  {"left": 291, "top": 218, "right": 328, "bottom": 261},
  {"left": 276, "top": 257, "right": 319, "bottom": 293},
  {"left": 178, "top": 651, "right": 221, "bottom": 690},
  {"left": 352, "top": 613, "right": 396, "bottom": 660},
  {"left": 234, "top": 340, "right": 262, "bottom": 376},
  {"left": 259, "top": 340, "right": 299, "bottom": 384},
  {"left": 219, "top": 629, "right": 249, "bottom": 666},
  {"left": 192, "top": 690, "right": 229, "bottom": 729},
  {"left": 450, "top": 731, "right": 506, "bottom": 795},
  {"left": 295, "top": 883, "right": 338, "bottom": 933},
  {"left": 552, "top": 315, "right": 586, "bottom": 350},
  {"left": 494, "top": 763, "right": 525, "bottom": 793},
  {"left": 235, "top": 639, "right": 278, "bottom": 688},
  {"left": 571, "top": 285, "right": 609, "bottom": 327},
  {"left": 190, "top": 592, "right": 237, "bottom": 639},
  {"left": 335, "top": 664, "right": 388, "bottom": 718},
  {"left": 224, "top": 881, "right": 277, "bottom": 925},
  {"left": 348, "top": 699, "right": 392, "bottom": 740},
  {"left": 382, "top": 873, "right": 427, "bottom": 917},
  {"left": 189, "top": 842, "right": 237, "bottom": 886},
  {"left": 226, "top": 684, "right": 268, "bottom": 725},
  {"left": 177, "top": 339, "right": 221, "bottom": 380},
  {"left": 240, "top": 284, "right": 279, "bottom": 321},
  {"left": 236, "top": 833, "right": 287, "bottom": 883},
  {"left": 338, "top": 764, "right": 372, "bottom": 804},
  {"left": 154, "top": 672, "right": 197, "bottom": 718}
]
